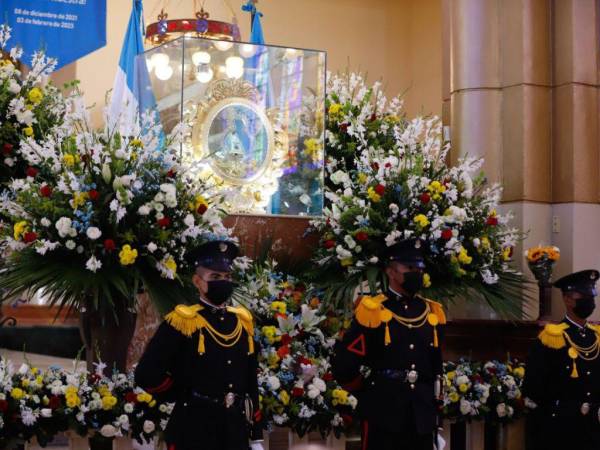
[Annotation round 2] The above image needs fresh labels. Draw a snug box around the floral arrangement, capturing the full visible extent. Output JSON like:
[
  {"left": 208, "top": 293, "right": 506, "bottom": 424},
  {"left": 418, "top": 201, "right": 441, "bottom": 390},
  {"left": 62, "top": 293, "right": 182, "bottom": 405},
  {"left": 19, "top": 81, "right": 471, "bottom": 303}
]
[
  {"left": 525, "top": 246, "right": 560, "bottom": 263},
  {"left": 0, "top": 25, "right": 68, "bottom": 189},
  {"left": 309, "top": 72, "right": 526, "bottom": 316},
  {"left": 0, "top": 89, "right": 230, "bottom": 316},
  {"left": 442, "top": 359, "right": 525, "bottom": 424},
  {"left": 0, "top": 358, "right": 172, "bottom": 450},
  {"left": 234, "top": 261, "right": 357, "bottom": 438}
]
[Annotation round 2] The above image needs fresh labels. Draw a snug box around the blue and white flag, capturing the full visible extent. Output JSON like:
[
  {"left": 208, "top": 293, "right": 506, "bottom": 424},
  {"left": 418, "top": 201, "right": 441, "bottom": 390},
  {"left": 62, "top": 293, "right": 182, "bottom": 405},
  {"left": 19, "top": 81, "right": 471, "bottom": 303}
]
[{"left": 109, "top": 0, "right": 155, "bottom": 135}]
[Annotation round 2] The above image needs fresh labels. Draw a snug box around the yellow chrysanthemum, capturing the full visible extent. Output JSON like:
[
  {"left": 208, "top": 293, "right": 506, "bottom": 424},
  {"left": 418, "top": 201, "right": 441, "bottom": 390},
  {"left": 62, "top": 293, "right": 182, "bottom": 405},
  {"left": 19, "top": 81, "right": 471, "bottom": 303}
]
[
  {"left": 457, "top": 247, "right": 472, "bottom": 265},
  {"left": 446, "top": 371, "right": 456, "bottom": 381},
  {"left": 23, "top": 126, "right": 34, "bottom": 137},
  {"left": 102, "top": 395, "right": 118, "bottom": 410},
  {"left": 328, "top": 103, "right": 342, "bottom": 116},
  {"left": 130, "top": 138, "right": 144, "bottom": 148},
  {"left": 11, "top": 388, "right": 25, "bottom": 399},
  {"left": 332, "top": 388, "right": 349, "bottom": 406},
  {"left": 65, "top": 386, "right": 78, "bottom": 396},
  {"left": 13, "top": 221, "right": 29, "bottom": 241},
  {"left": 21, "top": 379, "right": 30, "bottom": 387},
  {"left": 502, "top": 247, "right": 512, "bottom": 261},
  {"left": 413, "top": 214, "right": 430, "bottom": 228},
  {"left": 357, "top": 173, "right": 368, "bottom": 184},
  {"left": 72, "top": 191, "right": 89, "bottom": 209},
  {"left": 261, "top": 326, "right": 280, "bottom": 344},
  {"left": 28, "top": 87, "right": 44, "bottom": 104},
  {"left": 480, "top": 236, "right": 491, "bottom": 250},
  {"left": 137, "top": 392, "right": 153, "bottom": 403},
  {"left": 279, "top": 390, "right": 290, "bottom": 406},
  {"left": 267, "top": 352, "right": 280, "bottom": 369},
  {"left": 449, "top": 392, "right": 460, "bottom": 403},
  {"left": 459, "top": 383, "right": 469, "bottom": 393},
  {"left": 513, "top": 367, "right": 525, "bottom": 378},
  {"left": 119, "top": 245, "right": 138, "bottom": 265},
  {"left": 367, "top": 187, "right": 381, "bottom": 203},
  {"left": 271, "top": 301, "right": 287, "bottom": 314},
  {"left": 63, "top": 154, "right": 75, "bottom": 167},
  {"left": 66, "top": 394, "right": 80, "bottom": 408},
  {"left": 423, "top": 273, "right": 431, "bottom": 288},
  {"left": 164, "top": 256, "right": 177, "bottom": 274}
]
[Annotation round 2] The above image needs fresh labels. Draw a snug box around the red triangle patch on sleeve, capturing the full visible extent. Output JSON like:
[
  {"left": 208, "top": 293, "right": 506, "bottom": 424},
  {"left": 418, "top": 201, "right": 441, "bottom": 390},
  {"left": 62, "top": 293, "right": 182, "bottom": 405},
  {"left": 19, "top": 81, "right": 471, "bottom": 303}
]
[{"left": 347, "top": 334, "right": 367, "bottom": 356}]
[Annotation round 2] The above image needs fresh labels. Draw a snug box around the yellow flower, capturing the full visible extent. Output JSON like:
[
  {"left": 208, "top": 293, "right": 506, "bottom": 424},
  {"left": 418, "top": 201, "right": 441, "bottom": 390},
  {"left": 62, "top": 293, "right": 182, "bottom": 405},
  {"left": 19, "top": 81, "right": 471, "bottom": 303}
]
[
  {"left": 13, "top": 221, "right": 29, "bottom": 241},
  {"left": 357, "top": 173, "right": 368, "bottom": 185},
  {"left": 303, "top": 138, "right": 321, "bottom": 160},
  {"left": 130, "top": 138, "right": 143, "bottom": 148},
  {"left": 480, "top": 236, "right": 490, "bottom": 250},
  {"left": 66, "top": 394, "right": 80, "bottom": 408},
  {"left": 449, "top": 392, "right": 460, "bottom": 403},
  {"left": 271, "top": 301, "right": 287, "bottom": 314},
  {"left": 63, "top": 154, "right": 75, "bottom": 167},
  {"left": 513, "top": 367, "right": 525, "bottom": 378},
  {"left": 332, "top": 388, "right": 349, "bottom": 406},
  {"left": 413, "top": 214, "right": 429, "bottom": 228},
  {"left": 28, "top": 87, "right": 44, "bottom": 104},
  {"left": 149, "top": 400, "right": 157, "bottom": 407},
  {"left": 423, "top": 273, "right": 431, "bottom": 288},
  {"left": 65, "top": 386, "right": 78, "bottom": 396},
  {"left": 119, "top": 244, "right": 138, "bottom": 265},
  {"left": 102, "top": 395, "right": 118, "bottom": 410},
  {"left": 11, "top": 388, "right": 25, "bottom": 399},
  {"left": 21, "top": 379, "right": 30, "bottom": 387},
  {"left": 457, "top": 247, "right": 472, "bottom": 265},
  {"left": 72, "top": 191, "right": 89, "bottom": 209},
  {"left": 279, "top": 390, "right": 290, "bottom": 406},
  {"left": 502, "top": 247, "right": 512, "bottom": 261},
  {"left": 459, "top": 383, "right": 469, "bottom": 393},
  {"left": 367, "top": 187, "right": 381, "bottom": 203},
  {"left": 137, "top": 392, "right": 153, "bottom": 403},
  {"left": 384, "top": 115, "right": 400, "bottom": 124},
  {"left": 23, "top": 126, "right": 34, "bottom": 136},
  {"left": 340, "top": 257, "right": 353, "bottom": 267},
  {"left": 191, "top": 194, "right": 208, "bottom": 212},
  {"left": 446, "top": 371, "right": 456, "bottom": 381},
  {"left": 328, "top": 103, "right": 342, "bottom": 116},
  {"left": 261, "top": 326, "right": 279, "bottom": 344},
  {"left": 267, "top": 352, "right": 280, "bottom": 369},
  {"left": 164, "top": 257, "right": 177, "bottom": 274}
]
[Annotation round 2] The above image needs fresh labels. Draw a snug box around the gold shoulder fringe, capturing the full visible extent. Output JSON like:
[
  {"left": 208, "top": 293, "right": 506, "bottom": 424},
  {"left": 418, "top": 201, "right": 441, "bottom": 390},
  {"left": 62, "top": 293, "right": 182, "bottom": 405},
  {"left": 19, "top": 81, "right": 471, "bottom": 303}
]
[
  {"left": 538, "top": 323, "right": 569, "bottom": 349},
  {"left": 355, "top": 294, "right": 388, "bottom": 328},
  {"left": 165, "top": 304, "right": 204, "bottom": 337},
  {"left": 587, "top": 323, "right": 600, "bottom": 336},
  {"left": 227, "top": 305, "right": 254, "bottom": 336},
  {"left": 425, "top": 299, "right": 447, "bottom": 325}
]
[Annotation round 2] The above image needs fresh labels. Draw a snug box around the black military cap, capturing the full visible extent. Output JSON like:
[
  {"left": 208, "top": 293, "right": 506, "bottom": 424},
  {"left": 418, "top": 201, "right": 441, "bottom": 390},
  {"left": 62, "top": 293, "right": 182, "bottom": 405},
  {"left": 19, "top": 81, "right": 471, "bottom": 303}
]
[
  {"left": 553, "top": 269, "right": 600, "bottom": 296},
  {"left": 385, "top": 238, "right": 426, "bottom": 269},
  {"left": 191, "top": 240, "right": 239, "bottom": 272}
]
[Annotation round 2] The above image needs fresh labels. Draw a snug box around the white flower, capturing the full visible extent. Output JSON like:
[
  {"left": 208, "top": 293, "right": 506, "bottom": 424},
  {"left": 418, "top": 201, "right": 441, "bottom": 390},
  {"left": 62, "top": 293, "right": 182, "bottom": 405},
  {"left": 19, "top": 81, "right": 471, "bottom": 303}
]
[
  {"left": 298, "top": 405, "right": 316, "bottom": 419},
  {"left": 335, "top": 245, "right": 352, "bottom": 260},
  {"left": 65, "top": 240, "right": 76, "bottom": 250},
  {"left": 85, "top": 256, "right": 102, "bottom": 273},
  {"left": 330, "top": 170, "right": 350, "bottom": 185},
  {"left": 459, "top": 399, "right": 472, "bottom": 415},
  {"left": 385, "top": 230, "right": 402, "bottom": 247},
  {"left": 496, "top": 403, "right": 507, "bottom": 418},
  {"left": 40, "top": 218, "right": 51, "bottom": 227},
  {"left": 40, "top": 409, "right": 52, "bottom": 418},
  {"left": 55, "top": 217, "right": 75, "bottom": 238},
  {"left": 18, "top": 363, "right": 29, "bottom": 375},
  {"left": 267, "top": 376, "right": 280, "bottom": 391},
  {"left": 137, "top": 205, "right": 151, "bottom": 216},
  {"left": 147, "top": 242, "right": 158, "bottom": 253},
  {"left": 389, "top": 203, "right": 399, "bottom": 215},
  {"left": 344, "top": 235, "right": 357, "bottom": 249},
  {"left": 101, "top": 163, "right": 112, "bottom": 183},
  {"left": 184, "top": 214, "right": 195, "bottom": 227},
  {"left": 311, "top": 377, "right": 326, "bottom": 392},
  {"left": 481, "top": 269, "right": 499, "bottom": 285},
  {"left": 100, "top": 424, "right": 118, "bottom": 438},
  {"left": 348, "top": 395, "right": 358, "bottom": 409},
  {"left": 86, "top": 227, "right": 102, "bottom": 240},
  {"left": 8, "top": 79, "right": 20, "bottom": 94},
  {"left": 21, "top": 407, "right": 37, "bottom": 426},
  {"left": 455, "top": 375, "right": 470, "bottom": 386},
  {"left": 124, "top": 403, "right": 134, "bottom": 413},
  {"left": 4, "top": 157, "right": 14, "bottom": 167},
  {"left": 143, "top": 420, "right": 155, "bottom": 434}
]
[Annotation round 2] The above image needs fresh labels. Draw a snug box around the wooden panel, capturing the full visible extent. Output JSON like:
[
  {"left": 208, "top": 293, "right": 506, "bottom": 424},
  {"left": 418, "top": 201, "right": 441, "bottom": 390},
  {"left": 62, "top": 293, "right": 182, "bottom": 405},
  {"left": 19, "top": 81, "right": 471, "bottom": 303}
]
[{"left": 1, "top": 304, "right": 78, "bottom": 327}]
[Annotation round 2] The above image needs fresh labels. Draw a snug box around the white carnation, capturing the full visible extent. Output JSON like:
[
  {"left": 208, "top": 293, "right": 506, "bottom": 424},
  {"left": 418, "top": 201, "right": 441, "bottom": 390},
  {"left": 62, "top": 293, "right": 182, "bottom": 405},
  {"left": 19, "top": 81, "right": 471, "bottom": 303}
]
[{"left": 86, "top": 227, "right": 102, "bottom": 240}]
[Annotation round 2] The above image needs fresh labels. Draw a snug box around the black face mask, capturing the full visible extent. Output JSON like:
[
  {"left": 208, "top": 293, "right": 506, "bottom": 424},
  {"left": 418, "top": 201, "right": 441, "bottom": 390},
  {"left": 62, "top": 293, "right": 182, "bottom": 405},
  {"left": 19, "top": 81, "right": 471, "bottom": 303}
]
[
  {"left": 205, "top": 280, "right": 235, "bottom": 305},
  {"left": 573, "top": 296, "right": 596, "bottom": 319},
  {"left": 402, "top": 271, "right": 424, "bottom": 296}
]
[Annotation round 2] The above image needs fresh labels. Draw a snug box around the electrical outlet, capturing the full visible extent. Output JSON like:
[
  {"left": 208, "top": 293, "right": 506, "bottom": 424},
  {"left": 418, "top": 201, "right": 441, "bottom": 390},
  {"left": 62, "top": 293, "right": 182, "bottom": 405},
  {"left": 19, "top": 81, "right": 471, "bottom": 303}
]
[{"left": 552, "top": 216, "right": 560, "bottom": 233}]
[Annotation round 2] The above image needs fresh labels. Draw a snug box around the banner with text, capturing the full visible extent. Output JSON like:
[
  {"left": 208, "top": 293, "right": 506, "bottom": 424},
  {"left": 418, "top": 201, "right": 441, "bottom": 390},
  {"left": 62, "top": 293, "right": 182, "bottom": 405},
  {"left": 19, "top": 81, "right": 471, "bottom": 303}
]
[{"left": 2, "top": 0, "right": 106, "bottom": 69}]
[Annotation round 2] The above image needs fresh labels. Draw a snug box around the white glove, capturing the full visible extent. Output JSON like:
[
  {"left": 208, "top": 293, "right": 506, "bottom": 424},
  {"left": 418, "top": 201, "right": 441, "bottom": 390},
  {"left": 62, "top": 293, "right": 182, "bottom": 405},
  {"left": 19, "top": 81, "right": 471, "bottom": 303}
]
[
  {"left": 250, "top": 442, "right": 265, "bottom": 450},
  {"left": 435, "top": 434, "right": 446, "bottom": 450}
]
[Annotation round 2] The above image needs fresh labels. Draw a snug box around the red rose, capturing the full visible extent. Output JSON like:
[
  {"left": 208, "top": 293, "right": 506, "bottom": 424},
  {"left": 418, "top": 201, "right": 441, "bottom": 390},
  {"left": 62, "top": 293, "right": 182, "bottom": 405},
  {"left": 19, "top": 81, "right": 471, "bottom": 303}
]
[
  {"left": 371, "top": 162, "right": 379, "bottom": 171},
  {"left": 355, "top": 231, "right": 369, "bottom": 242},
  {"left": 298, "top": 356, "right": 312, "bottom": 366},
  {"left": 420, "top": 193, "right": 431, "bottom": 204},
  {"left": 167, "top": 169, "right": 176, "bottom": 178},
  {"left": 374, "top": 184, "right": 385, "bottom": 196},
  {"left": 157, "top": 217, "right": 171, "bottom": 228},
  {"left": 486, "top": 216, "right": 498, "bottom": 226},
  {"left": 125, "top": 392, "right": 138, "bottom": 404},
  {"left": 441, "top": 229, "right": 453, "bottom": 240},
  {"left": 277, "top": 345, "right": 290, "bottom": 358},
  {"left": 370, "top": 113, "right": 377, "bottom": 122},
  {"left": 324, "top": 239, "right": 336, "bottom": 249},
  {"left": 280, "top": 334, "right": 292, "bottom": 346},
  {"left": 339, "top": 123, "right": 348, "bottom": 133},
  {"left": 88, "top": 189, "right": 99, "bottom": 201},
  {"left": 385, "top": 162, "right": 392, "bottom": 168},
  {"left": 104, "top": 239, "right": 116, "bottom": 252},
  {"left": 40, "top": 185, "right": 52, "bottom": 197},
  {"left": 508, "top": 247, "right": 514, "bottom": 257},
  {"left": 2, "top": 143, "right": 13, "bottom": 155},
  {"left": 342, "top": 414, "right": 353, "bottom": 425},
  {"left": 323, "top": 372, "right": 334, "bottom": 382},
  {"left": 26, "top": 166, "right": 38, "bottom": 178},
  {"left": 197, "top": 204, "right": 208, "bottom": 215},
  {"left": 0, "top": 399, "right": 8, "bottom": 412},
  {"left": 23, "top": 232, "right": 38, "bottom": 243},
  {"left": 48, "top": 396, "right": 61, "bottom": 410},
  {"left": 292, "top": 387, "right": 304, "bottom": 397}
]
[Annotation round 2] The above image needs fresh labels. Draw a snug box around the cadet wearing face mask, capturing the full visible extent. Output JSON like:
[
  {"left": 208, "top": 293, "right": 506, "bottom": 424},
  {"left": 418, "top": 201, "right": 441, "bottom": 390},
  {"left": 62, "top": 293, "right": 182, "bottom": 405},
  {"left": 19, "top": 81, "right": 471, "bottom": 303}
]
[
  {"left": 523, "top": 269, "right": 600, "bottom": 450},
  {"left": 332, "top": 239, "right": 446, "bottom": 450},
  {"left": 135, "top": 240, "right": 264, "bottom": 450}
]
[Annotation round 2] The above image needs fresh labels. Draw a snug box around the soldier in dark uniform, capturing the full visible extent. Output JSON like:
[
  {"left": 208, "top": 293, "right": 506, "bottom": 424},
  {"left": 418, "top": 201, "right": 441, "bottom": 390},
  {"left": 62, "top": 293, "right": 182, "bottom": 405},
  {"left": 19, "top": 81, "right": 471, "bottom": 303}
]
[
  {"left": 524, "top": 269, "right": 600, "bottom": 450},
  {"left": 135, "top": 240, "right": 264, "bottom": 450},
  {"left": 332, "top": 239, "right": 445, "bottom": 450}
]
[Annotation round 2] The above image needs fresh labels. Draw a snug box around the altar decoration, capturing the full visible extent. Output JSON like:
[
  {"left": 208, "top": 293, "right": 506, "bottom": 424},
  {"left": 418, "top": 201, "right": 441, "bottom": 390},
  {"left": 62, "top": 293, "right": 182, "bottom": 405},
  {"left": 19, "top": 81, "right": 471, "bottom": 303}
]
[
  {"left": 442, "top": 359, "right": 526, "bottom": 424},
  {"left": 234, "top": 262, "right": 357, "bottom": 437},
  {"left": 310, "top": 73, "right": 526, "bottom": 316},
  {"left": 0, "top": 357, "right": 172, "bottom": 450},
  {"left": 0, "top": 92, "right": 230, "bottom": 369},
  {"left": 525, "top": 245, "right": 560, "bottom": 319},
  {"left": 141, "top": 36, "right": 326, "bottom": 215},
  {"left": 0, "top": 25, "right": 67, "bottom": 190}
]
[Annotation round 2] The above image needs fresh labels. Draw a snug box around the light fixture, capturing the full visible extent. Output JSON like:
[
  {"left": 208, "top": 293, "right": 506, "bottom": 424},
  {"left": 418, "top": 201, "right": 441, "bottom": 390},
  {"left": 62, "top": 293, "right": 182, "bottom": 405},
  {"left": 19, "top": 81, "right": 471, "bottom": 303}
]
[
  {"left": 239, "top": 43, "right": 257, "bottom": 58},
  {"left": 214, "top": 40, "right": 234, "bottom": 52},
  {"left": 225, "top": 56, "right": 244, "bottom": 79},
  {"left": 192, "top": 51, "right": 211, "bottom": 66},
  {"left": 196, "top": 66, "right": 214, "bottom": 83},
  {"left": 155, "top": 64, "right": 174, "bottom": 80},
  {"left": 150, "top": 52, "right": 170, "bottom": 69}
]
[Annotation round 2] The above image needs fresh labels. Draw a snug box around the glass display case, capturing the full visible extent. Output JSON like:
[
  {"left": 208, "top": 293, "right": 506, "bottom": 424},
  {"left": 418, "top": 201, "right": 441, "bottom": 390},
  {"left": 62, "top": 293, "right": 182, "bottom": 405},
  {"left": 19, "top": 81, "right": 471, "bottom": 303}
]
[{"left": 139, "top": 37, "right": 326, "bottom": 216}]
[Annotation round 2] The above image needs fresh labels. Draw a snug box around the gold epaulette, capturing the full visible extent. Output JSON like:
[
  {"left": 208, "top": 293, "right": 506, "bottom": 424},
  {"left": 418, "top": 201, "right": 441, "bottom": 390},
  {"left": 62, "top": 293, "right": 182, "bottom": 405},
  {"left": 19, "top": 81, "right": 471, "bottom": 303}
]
[
  {"left": 538, "top": 323, "right": 569, "bottom": 349},
  {"left": 165, "top": 304, "right": 204, "bottom": 337},
  {"left": 355, "top": 294, "right": 390, "bottom": 328},
  {"left": 424, "top": 299, "right": 447, "bottom": 325},
  {"left": 227, "top": 305, "right": 255, "bottom": 354},
  {"left": 587, "top": 323, "right": 600, "bottom": 335}
]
